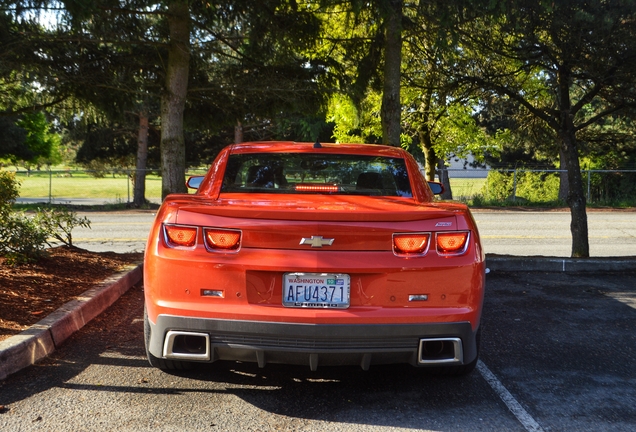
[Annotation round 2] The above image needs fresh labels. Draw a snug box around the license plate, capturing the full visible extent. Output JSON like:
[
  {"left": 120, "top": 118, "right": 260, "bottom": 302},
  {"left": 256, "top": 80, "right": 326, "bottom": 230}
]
[{"left": 283, "top": 273, "right": 350, "bottom": 309}]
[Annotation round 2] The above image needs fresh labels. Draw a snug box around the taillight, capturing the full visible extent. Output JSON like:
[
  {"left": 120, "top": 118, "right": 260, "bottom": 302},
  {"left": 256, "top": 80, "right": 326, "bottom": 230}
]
[
  {"left": 393, "top": 233, "right": 431, "bottom": 255},
  {"left": 164, "top": 224, "right": 197, "bottom": 247},
  {"left": 436, "top": 231, "right": 470, "bottom": 255},
  {"left": 204, "top": 228, "right": 241, "bottom": 251}
]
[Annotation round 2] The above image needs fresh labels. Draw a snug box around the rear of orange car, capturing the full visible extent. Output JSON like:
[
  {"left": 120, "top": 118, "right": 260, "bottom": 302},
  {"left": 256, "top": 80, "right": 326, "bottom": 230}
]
[{"left": 144, "top": 142, "right": 485, "bottom": 374}]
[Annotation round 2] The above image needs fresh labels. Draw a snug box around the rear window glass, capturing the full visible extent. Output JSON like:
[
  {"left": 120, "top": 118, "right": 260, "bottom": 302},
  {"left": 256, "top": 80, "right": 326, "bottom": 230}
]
[{"left": 221, "top": 153, "right": 412, "bottom": 197}]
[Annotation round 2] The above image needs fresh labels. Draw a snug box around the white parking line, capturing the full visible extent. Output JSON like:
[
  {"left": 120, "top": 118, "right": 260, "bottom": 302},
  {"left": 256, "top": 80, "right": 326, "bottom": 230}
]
[
  {"left": 604, "top": 292, "right": 636, "bottom": 310},
  {"left": 477, "top": 360, "right": 544, "bottom": 432}
]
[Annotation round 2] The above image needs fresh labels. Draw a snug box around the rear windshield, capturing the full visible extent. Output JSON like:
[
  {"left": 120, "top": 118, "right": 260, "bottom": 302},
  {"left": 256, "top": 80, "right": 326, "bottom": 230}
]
[{"left": 221, "top": 153, "right": 413, "bottom": 197}]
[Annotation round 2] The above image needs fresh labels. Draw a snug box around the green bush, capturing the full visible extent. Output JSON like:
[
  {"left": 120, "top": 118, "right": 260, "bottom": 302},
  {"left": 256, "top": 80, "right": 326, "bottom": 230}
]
[
  {"left": 0, "top": 211, "right": 50, "bottom": 264},
  {"left": 479, "top": 170, "right": 560, "bottom": 204},
  {"left": 82, "top": 159, "right": 109, "bottom": 178},
  {"left": 38, "top": 207, "right": 91, "bottom": 246},
  {"left": 515, "top": 172, "right": 559, "bottom": 202},
  {"left": 588, "top": 171, "right": 636, "bottom": 205},
  {"left": 0, "top": 171, "right": 91, "bottom": 264},
  {"left": 479, "top": 170, "right": 514, "bottom": 202},
  {"left": 0, "top": 171, "right": 20, "bottom": 217}
]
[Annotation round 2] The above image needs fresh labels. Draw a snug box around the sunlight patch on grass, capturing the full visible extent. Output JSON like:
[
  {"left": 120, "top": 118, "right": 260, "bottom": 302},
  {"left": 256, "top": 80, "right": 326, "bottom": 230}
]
[{"left": 450, "top": 178, "right": 486, "bottom": 200}]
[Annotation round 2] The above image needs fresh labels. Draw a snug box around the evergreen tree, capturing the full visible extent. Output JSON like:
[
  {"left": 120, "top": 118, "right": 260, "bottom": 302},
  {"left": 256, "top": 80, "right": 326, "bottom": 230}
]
[{"left": 443, "top": 0, "right": 636, "bottom": 257}]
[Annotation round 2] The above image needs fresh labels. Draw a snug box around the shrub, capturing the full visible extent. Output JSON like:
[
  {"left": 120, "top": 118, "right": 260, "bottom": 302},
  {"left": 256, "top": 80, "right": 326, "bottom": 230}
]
[
  {"left": 0, "top": 211, "right": 50, "bottom": 264},
  {"left": 38, "top": 207, "right": 91, "bottom": 246},
  {"left": 0, "top": 172, "right": 91, "bottom": 263},
  {"left": 480, "top": 170, "right": 514, "bottom": 202},
  {"left": 515, "top": 171, "right": 559, "bottom": 202},
  {"left": 588, "top": 171, "right": 636, "bottom": 205},
  {"left": 0, "top": 171, "right": 20, "bottom": 218},
  {"left": 479, "top": 170, "right": 560, "bottom": 204},
  {"left": 82, "top": 159, "right": 108, "bottom": 178}
]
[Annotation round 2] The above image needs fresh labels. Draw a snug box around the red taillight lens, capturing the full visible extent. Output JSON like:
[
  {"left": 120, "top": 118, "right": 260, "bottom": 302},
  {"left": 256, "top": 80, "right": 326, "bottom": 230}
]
[
  {"left": 393, "top": 233, "right": 431, "bottom": 255},
  {"left": 204, "top": 228, "right": 241, "bottom": 251},
  {"left": 164, "top": 225, "right": 197, "bottom": 247},
  {"left": 436, "top": 232, "right": 469, "bottom": 254}
]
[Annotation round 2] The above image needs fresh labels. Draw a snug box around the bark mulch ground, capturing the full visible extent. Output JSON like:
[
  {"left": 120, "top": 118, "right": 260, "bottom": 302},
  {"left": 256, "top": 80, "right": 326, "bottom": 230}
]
[{"left": 0, "top": 246, "right": 143, "bottom": 342}]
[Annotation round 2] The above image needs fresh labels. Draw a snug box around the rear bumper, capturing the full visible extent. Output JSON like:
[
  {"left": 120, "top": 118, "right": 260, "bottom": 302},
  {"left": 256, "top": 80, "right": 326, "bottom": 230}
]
[{"left": 146, "top": 314, "right": 478, "bottom": 370}]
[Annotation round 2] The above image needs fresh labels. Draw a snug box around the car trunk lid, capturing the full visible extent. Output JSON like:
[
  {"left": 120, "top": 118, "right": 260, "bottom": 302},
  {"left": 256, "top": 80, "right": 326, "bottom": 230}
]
[{"left": 173, "top": 194, "right": 460, "bottom": 251}]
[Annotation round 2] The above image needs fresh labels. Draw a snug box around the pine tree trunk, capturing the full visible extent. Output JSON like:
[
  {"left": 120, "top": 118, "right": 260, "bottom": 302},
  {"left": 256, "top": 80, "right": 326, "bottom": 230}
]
[
  {"left": 557, "top": 68, "right": 589, "bottom": 257},
  {"left": 133, "top": 111, "right": 148, "bottom": 207},
  {"left": 558, "top": 147, "right": 569, "bottom": 202},
  {"left": 234, "top": 120, "right": 243, "bottom": 144},
  {"left": 560, "top": 131, "right": 589, "bottom": 257},
  {"left": 381, "top": 0, "right": 402, "bottom": 147},
  {"left": 160, "top": 0, "right": 190, "bottom": 199}
]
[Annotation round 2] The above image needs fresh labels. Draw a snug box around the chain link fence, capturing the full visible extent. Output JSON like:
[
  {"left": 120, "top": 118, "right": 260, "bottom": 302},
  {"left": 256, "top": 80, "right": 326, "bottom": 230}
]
[
  {"left": 6, "top": 166, "right": 636, "bottom": 206},
  {"left": 447, "top": 168, "right": 636, "bottom": 205},
  {"left": 9, "top": 168, "right": 208, "bottom": 205}
]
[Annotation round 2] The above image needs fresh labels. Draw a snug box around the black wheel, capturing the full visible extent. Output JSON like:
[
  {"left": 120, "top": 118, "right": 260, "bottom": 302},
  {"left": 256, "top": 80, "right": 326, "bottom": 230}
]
[
  {"left": 144, "top": 305, "right": 193, "bottom": 371},
  {"left": 426, "top": 328, "right": 481, "bottom": 377}
]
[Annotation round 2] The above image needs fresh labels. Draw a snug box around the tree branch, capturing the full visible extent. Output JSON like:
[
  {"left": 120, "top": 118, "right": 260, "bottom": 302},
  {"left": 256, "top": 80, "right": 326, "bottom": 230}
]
[{"left": 0, "top": 97, "right": 68, "bottom": 116}]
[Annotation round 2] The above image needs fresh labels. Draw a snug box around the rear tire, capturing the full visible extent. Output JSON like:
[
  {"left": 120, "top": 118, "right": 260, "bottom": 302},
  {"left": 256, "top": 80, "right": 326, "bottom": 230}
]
[{"left": 144, "top": 305, "right": 193, "bottom": 371}]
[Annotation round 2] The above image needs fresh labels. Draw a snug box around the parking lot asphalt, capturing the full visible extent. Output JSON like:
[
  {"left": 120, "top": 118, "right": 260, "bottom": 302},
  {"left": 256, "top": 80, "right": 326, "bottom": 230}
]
[
  {"left": 480, "top": 269, "right": 636, "bottom": 431},
  {"left": 1, "top": 255, "right": 635, "bottom": 382}
]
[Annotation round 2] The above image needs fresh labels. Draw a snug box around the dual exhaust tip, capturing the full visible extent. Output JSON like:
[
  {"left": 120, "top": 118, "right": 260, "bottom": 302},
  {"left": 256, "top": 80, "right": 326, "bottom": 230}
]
[
  {"left": 163, "top": 331, "right": 211, "bottom": 361},
  {"left": 162, "top": 331, "right": 464, "bottom": 366},
  {"left": 418, "top": 337, "right": 463, "bottom": 364}
]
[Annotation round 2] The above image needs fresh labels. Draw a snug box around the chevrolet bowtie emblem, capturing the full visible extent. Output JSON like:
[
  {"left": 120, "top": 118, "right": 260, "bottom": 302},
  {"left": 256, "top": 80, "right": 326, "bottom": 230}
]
[{"left": 300, "top": 236, "right": 335, "bottom": 248}]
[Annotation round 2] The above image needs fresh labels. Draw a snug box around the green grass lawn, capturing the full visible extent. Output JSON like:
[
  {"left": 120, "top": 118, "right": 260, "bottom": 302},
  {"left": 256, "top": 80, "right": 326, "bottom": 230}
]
[
  {"left": 13, "top": 172, "right": 162, "bottom": 201},
  {"left": 10, "top": 169, "right": 207, "bottom": 201},
  {"left": 449, "top": 178, "right": 486, "bottom": 199}
]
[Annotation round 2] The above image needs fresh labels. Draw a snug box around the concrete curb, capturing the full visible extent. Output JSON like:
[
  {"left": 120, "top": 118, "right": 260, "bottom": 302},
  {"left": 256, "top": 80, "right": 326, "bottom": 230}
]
[
  {"left": 0, "top": 264, "right": 142, "bottom": 381},
  {"left": 486, "top": 254, "right": 636, "bottom": 272}
]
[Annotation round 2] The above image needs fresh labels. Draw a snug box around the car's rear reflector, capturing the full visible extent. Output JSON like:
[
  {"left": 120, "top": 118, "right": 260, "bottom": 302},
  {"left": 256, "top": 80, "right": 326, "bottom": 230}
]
[
  {"left": 436, "top": 232, "right": 469, "bottom": 254},
  {"left": 295, "top": 183, "right": 339, "bottom": 193},
  {"left": 164, "top": 224, "right": 197, "bottom": 247},
  {"left": 204, "top": 228, "right": 241, "bottom": 251},
  {"left": 393, "top": 233, "right": 431, "bottom": 255}
]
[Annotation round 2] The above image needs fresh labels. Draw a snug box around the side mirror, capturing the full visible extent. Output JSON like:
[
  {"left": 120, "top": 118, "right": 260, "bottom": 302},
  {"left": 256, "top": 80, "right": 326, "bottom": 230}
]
[
  {"left": 186, "top": 175, "right": 205, "bottom": 190},
  {"left": 427, "top": 181, "right": 444, "bottom": 195}
]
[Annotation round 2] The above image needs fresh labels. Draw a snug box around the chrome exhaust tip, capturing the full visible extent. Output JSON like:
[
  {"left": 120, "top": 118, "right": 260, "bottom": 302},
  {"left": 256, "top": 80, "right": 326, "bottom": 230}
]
[
  {"left": 418, "top": 337, "right": 463, "bottom": 364},
  {"left": 163, "top": 331, "right": 210, "bottom": 361}
]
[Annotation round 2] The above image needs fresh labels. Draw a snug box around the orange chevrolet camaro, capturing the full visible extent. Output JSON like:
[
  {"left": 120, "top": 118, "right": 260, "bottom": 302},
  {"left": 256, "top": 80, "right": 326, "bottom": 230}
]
[{"left": 144, "top": 141, "right": 485, "bottom": 375}]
